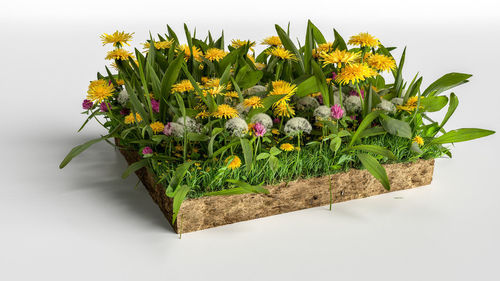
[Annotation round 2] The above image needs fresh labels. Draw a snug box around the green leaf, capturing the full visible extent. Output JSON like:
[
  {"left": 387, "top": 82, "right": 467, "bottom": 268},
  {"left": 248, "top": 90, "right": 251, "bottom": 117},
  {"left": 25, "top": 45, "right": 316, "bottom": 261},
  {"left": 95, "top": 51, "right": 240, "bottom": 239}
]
[
  {"left": 438, "top": 92, "right": 459, "bottom": 132},
  {"left": 77, "top": 110, "right": 98, "bottom": 132},
  {"left": 166, "top": 161, "right": 193, "bottom": 196},
  {"left": 226, "top": 179, "right": 269, "bottom": 194},
  {"left": 295, "top": 76, "right": 320, "bottom": 98},
  {"left": 246, "top": 94, "right": 285, "bottom": 121},
  {"left": 172, "top": 184, "right": 191, "bottom": 224},
  {"left": 204, "top": 180, "right": 269, "bottom": 196},
  {"left": 330, "top": 136, "right": 341, "bottom": 153},
  {"left": 359, "top": 126, "right": 386, "bottom": 138},
  {"left": 269, "top": 155, "right": 279, "bottom": 172},
  {"left": 380, "top": 114, "right": 412, "bottom": 139},
  {"left": 160, "top": 54, "right": 184, "bottom": 98},
  {"left": 311, "top": 60, "right": 329, "bottom": 105},
  {"left": 393, "top": 47, "right": 406, "bottom": 97},
  {"left": 256, "top": 152, "right": 270, "bottom": 161},
  {"left": 269, "top": 146, "right": 282, "bottom": 156},
  {"left": 422, "top": 72, "right": 471, "bottom": 97},
  {"left": 59, "top": 126, "right": 121, "bottom": 169},
  {"left": 208, "top": 127, "right": 224, "bottom": 157},
  {"left": 240, "top": 138, "right": 253, "bottom": 173},
  {"left": 420, "top": 96, "right": 448, "bottom": 112},
  {"left": 332, "top": 29, "right": 347, "bottom": 50},
  {"left": 346, "top": 145, "right": 396, "bottom": 159},
  {"left": 430, "top": 128, "right": 495, "bottom": 144},
  {"left": 275, "top": 24, "right": 305, "bottom": 73},
  {"left": 349, "top": 110, "right": 382, "bottom": 147},
  {"left": 121, "top": 159, "right": 148, "bottom": 179},
  {"left": 309, "top": 21, "right": 326, "bottom": 44},
  {"left": 356, "top": 153, "right": 390, "bottom": 190}
]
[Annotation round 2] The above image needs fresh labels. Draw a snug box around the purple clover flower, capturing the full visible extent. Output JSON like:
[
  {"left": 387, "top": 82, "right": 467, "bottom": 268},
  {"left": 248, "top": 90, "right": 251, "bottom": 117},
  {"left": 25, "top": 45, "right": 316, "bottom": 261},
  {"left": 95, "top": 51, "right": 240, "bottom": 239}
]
[
  {"left": 253, "top": 122, "right": 266, "bottom": 137},
  {"left": 119, "top": 108, "right": 130, "bottom": 116},
  {"left": 100, "top": 102, "right": 111, "bottom": 112},
  {"left": 273, "top": 118, "right": 280, "bottom": 124},
  {"left": 331, "top": 104, "right": 344, "bottom": 120},
  {"left": 142, "top": 146, "right": 153, "bottom": 155},
  {"left": 163, "top": 122, "right": 173, "bottom": 136},
  {"left": 82, "top": 99, "right": 93, "bottom": 110},
  {"left": 151, "top": 99, "right": 160, "bottom": 113}
]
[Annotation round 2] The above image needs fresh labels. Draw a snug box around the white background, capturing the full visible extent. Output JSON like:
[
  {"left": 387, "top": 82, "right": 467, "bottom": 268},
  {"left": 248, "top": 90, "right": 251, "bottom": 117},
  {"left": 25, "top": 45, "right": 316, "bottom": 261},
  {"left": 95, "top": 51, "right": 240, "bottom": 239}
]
[{"left": 1, "top": 1, "right": 499, "bottom": 280}]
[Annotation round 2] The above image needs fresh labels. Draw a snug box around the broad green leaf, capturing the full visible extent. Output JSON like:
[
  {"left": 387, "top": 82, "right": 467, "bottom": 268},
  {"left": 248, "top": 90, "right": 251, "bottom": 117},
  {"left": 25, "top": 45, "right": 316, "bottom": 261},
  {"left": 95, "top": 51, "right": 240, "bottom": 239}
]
[
  {"left": 393, "top": 47, "right": 406, "bottom": 97},
  {"left": 256, "top": 152, "right": 270, "bottom": 161},
  {"left": 121, "top": 159, "right": 148, "bottom": 179},
  {"left": 269, "top": 155, "right": 279, "bottom": 172},
  {"left": 172, "top": 184, "right": 191, "bottom": 224},
  {"left": 349, "top": 110, "right": 382, "bottom": 147},
  {"left": 346, "top": 145, "right": 396, "bottom": 159},
  {"left": 295, "top": 76, "right": 320, "bottom": 98},
  {"left": 380, "top": 114, "right": 412, "bottom": 139},
  {"left": 437, "top": 92, "right": 458, "bottom": 133},
  {"left": 359, "top": 126, "right": 386, "bottom": 138},
  {"left": 240, "top": 138, "right": 253, "bottom": 173},
  {"left": 309, "top": 20, "right": 326, "bottom": 44},
  {"left": 311, "top": 60, "right": 329, "bottom": 105},
  {"left": 423, "top": 72, "right": 472, "bottom": 97},
  {"left": 430, "top": 128, "right": 495, "bottom": 144},
  {"left": 356, "top": 153, "right": 390, "bottom": 190},
  {"left": 330, "top": 136, "right": 341, "bottom": 153},
  {"left": 226, "top": 179, "right": 269, "bottom": 194},
  {"left": 275, "top": 24, "right": 305, "bottom": 73},
  {"left": 332, "top": 29, "right": 347, "bottom": 50},
  {"left": 160, "top": 54, "right": 184, "bottom": 98},
  {"left": 420, "top": 96, "right": 448, "bottom": 112},
  {"left": 269, "top": 146, "right": 282, "bottom": 156}
]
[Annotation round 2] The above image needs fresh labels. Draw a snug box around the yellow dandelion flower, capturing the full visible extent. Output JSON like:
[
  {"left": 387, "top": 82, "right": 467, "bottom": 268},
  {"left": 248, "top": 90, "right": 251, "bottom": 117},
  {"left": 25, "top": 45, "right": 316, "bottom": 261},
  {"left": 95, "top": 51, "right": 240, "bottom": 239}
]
[
  {"left": 271, "top": 129, "right": 280, "bottom": 135},
  {"left": 335, "top": 63, "right": 378, "bottom": 85},
  {"left": 115, "top": 79, "right": 125, "bottom": 86},
  {"left": 231, "top": 39, "right": 255, "bottom": 51},
  {"left": 255, "top": 62, "right": 266, "bottom": 70},
  {"left": 100, "top": 31, "right": 134, "bottom": 47},
  {"left": 202, "top": 85, "right": 225, "bottom": 97},
  {"left": 397, "top": 96, "right": 422, "bottom": 113},
  {"left": 225, "top": 91, "right": 239, "bottom": 98},
  {"left": 175, "top": 145, "right": 183, "bottom": 151},
  {"left": 243, "top": 96, "right": 264, "bottom": 109},
  {"left": 144, "top": 39, "right": 174, "bottom": 50},
  {"left": 273, "top": 102, "right": 295, "bottom": 118},
  {"left": 149, "top": 121, "right": 164, "bottom": 134},
  {"left": 269, "top": 80, "right": 297, "bottom": 107},
  {"left": 261, "top": 36, "right": 282, "bottom": 46},
  {"left": 366, "top": 54, "right": 396, "bottom": 72},
  {"left": 177, "top": 44, "right": 203, "bottom": 62},
  {"left": 319, "top": 50, "right": 360, "bottom": 67},
  {"left": 267, "top": 46, "right": 296, "bottom": 60},
  {"left": 196, "top": 110, "right": 211, "bottom": 119},
  {"left": 213, "top": 104, "right": 238, "bottom": 119},
  {"left": 312, "top": 42, "right": 334, "bottom": 58},
  {"left": 225, "top": 155, "right": 242, "bottom": 170},
  {"left": 105, "top": 48, "right": 133, "bottom": 61},
  {"left": 204, "top": 78, "right": 220, "bottom": 88},
  {"left": 204, "top": 48, "right": 227, "bottom": 62},
  {"left": 413, "top": 135, "right": 424, "bottom": 146},
  {"left": 280, "top": 143, "right": 294, "bottom": 151},
  {"left": 172, "top": 80, "right": 194, "bottom": 93},
  {"left": 348, "top": 32, "right": 380, "bottom": 48},
  {"left": 86, "top": 81, "right": 114, "bottom": 103},
  {"left": 124, "top": 113, "right": 142, "bottom": 124}
]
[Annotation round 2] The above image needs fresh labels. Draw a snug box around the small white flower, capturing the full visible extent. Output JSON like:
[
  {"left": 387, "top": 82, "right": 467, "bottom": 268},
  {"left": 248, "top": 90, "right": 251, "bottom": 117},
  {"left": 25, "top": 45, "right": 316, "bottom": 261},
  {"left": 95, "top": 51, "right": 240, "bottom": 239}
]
[
  {"left": 344, "top": 96, "right": 362, "bottom": 114},
  {"left": 165, "top": 122, "right": 185, "bottom": 138},
  {"left": 250, "top": 113, "right": 273, "bottom": 129},
  {"left": 117, "top": 89, "right": 129, "bottom": 106},
  {"left": 296, "top": 96, "right": 320, "bottom": 111},
  {"left": 225, "top": 117, "right": 248, "bottom": 137},
  {"left": 376, "top": 99, "right": 396, "bottom": 113},
  {"left": 284, "top": 117, "right": 312, "bottom": 135}
]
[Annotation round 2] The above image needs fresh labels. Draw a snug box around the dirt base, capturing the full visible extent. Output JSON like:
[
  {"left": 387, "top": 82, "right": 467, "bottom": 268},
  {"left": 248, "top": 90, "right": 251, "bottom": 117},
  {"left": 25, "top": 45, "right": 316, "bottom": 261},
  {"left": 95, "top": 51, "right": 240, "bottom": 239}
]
[{"left": 118, "top": 144, "right": 434, "bottom": 233}]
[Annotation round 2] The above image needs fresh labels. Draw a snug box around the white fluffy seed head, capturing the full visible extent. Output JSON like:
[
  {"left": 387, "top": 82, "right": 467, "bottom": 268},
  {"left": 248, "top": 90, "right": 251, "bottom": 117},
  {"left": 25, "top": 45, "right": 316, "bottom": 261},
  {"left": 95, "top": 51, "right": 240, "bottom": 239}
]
[
  {"left": 236, "top": 102, "right": 251, "bottom": 117},
  {"left": 284, "top": 117, "right": 312, "bottom": 135},
  {"left": 243, "top": 85, "right": 267, "bottom": 97},
  {"left": 175, "top": 116, "right": 200, "bottom": 133},
  {"left": 168, "top": 122, "right": 185, "bottom": 138},
  {"left": 344, "top": 96, "right": 362, "bottom": 113},
  {"left": 250, "top": 113, "right": 273, "bottom": 129},
  {"left": 313, "top": 105, "right": 331, "bottom": 121},
  {"left": 376, "top": 99, "right": 396, "bottom": 113},
  {"left": 296, "top": 96, "right": 320, "bottom": 111},
  {"left": 391, "top": 97, "right": 404, "bottom": 106},
  {"left": 225, "top": 117, "right": 248, "bottom": 137},
  {"left": 117, "top": 89, "right": 129, "bottom": 106}
]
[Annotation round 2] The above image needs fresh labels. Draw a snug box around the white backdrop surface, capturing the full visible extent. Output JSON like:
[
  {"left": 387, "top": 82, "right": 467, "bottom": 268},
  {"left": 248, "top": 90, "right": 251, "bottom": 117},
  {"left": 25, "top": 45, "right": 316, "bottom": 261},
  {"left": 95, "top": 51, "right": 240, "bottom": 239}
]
[{"left": 1, "top": 1, "right": 499, "bottom": 280}]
